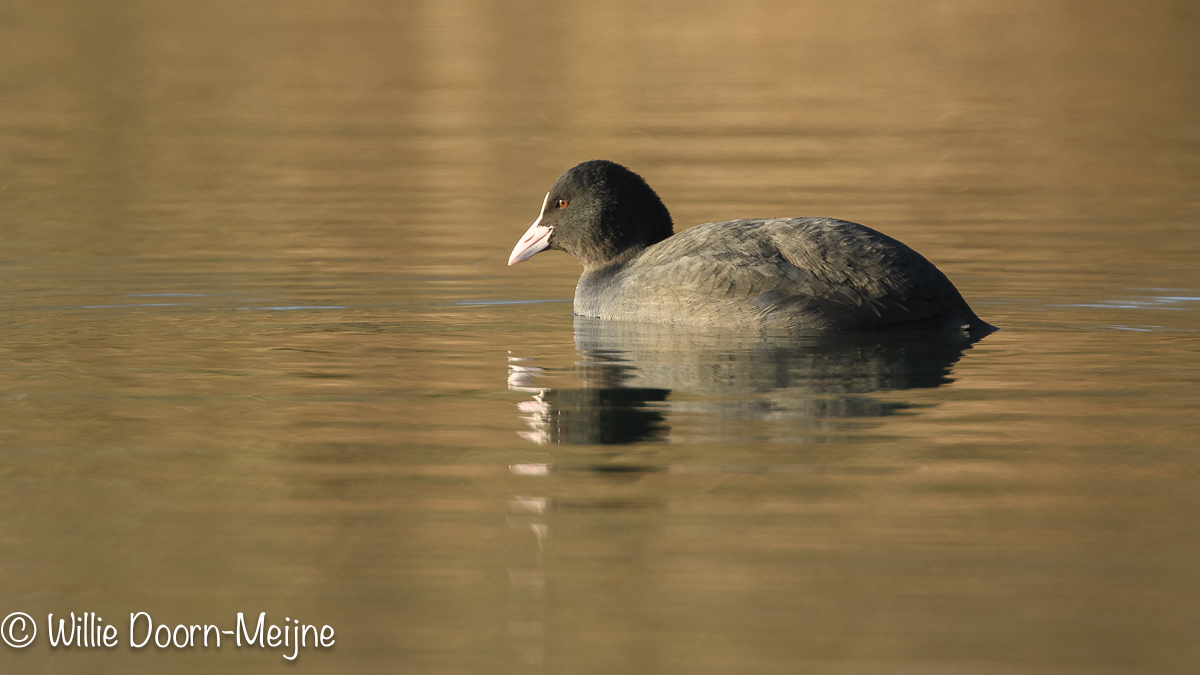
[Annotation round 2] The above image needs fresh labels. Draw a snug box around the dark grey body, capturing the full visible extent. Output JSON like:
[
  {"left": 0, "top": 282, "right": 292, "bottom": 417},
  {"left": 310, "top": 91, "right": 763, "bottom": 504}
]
[
  {"left": 509, "top": 160, "right": 993, "bottom": 334},
  {"left": 574, "top": 217, "right": 992, "bottom": 333}
]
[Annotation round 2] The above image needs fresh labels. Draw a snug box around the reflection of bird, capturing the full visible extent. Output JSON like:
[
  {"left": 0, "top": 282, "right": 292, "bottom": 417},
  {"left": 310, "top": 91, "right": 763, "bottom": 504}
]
[
  {"left": 510, "top": 318, "right": 980, "bottom": 445},
  {"left": 515, "top": 387, "right": 669, "bottom": 445},
  {"left": 509, "top": 160, "right": 995, "bottom": 334},
  {"left": 574, "top": 318, "right": 974, "bottom": 394}
]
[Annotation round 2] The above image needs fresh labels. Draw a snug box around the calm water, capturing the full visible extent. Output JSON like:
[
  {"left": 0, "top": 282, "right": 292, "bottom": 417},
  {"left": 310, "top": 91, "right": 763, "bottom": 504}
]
[{"left": 2, "top": 1, "right": 1199, "bottom": 673}]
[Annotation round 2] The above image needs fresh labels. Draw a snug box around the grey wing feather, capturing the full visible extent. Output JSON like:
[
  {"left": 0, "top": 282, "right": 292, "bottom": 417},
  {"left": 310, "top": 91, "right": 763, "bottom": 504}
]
[{"left": 590, "top": 218, "right": 975, "bottom": 331}]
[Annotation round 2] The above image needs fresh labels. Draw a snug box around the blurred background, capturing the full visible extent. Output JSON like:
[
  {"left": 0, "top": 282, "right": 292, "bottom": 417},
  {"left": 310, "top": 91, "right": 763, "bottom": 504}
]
[{"left": 1, "top": 1, "right": 1198, "bottom": 673}]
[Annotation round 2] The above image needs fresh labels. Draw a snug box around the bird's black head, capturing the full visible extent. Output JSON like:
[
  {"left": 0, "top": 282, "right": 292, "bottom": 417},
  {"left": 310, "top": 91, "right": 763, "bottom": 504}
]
[{"left": 508, "top": 160, "right": 674, "bottom": 271}]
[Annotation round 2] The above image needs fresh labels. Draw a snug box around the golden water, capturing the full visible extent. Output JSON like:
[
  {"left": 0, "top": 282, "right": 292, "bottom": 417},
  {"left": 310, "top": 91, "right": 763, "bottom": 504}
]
[{"left": 2, "top": 1, "right": 1199, "bottom": 673}]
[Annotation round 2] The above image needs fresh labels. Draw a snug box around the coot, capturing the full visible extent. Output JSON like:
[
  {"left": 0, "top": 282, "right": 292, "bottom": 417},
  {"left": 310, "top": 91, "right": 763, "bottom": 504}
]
[{"left": 508, "top": 160, "right": 994, "bottom": 333}]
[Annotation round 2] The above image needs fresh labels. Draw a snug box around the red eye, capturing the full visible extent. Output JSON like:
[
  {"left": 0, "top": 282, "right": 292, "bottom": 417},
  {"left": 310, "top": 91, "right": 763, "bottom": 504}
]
[{"left": 556, "top": 199, "right": 569, "bottom": 208}]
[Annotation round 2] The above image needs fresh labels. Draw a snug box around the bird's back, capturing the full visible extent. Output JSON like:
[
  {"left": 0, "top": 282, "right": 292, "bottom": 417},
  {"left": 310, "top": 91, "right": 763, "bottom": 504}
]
[{"left": 575, "top": 217, "right": 991, "bottom": 333}]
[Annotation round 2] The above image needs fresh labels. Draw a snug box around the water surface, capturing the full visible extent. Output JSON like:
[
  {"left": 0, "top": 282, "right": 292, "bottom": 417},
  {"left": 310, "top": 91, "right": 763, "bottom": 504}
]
[{"left": 2, "top": 1, "right": 1199, "bottom": 673}]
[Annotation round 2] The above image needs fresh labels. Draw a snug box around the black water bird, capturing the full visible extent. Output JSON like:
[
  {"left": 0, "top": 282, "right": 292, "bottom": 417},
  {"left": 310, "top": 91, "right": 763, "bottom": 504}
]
[{"left": 509, "top": 160, "right": 995, "bottom": 334}]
